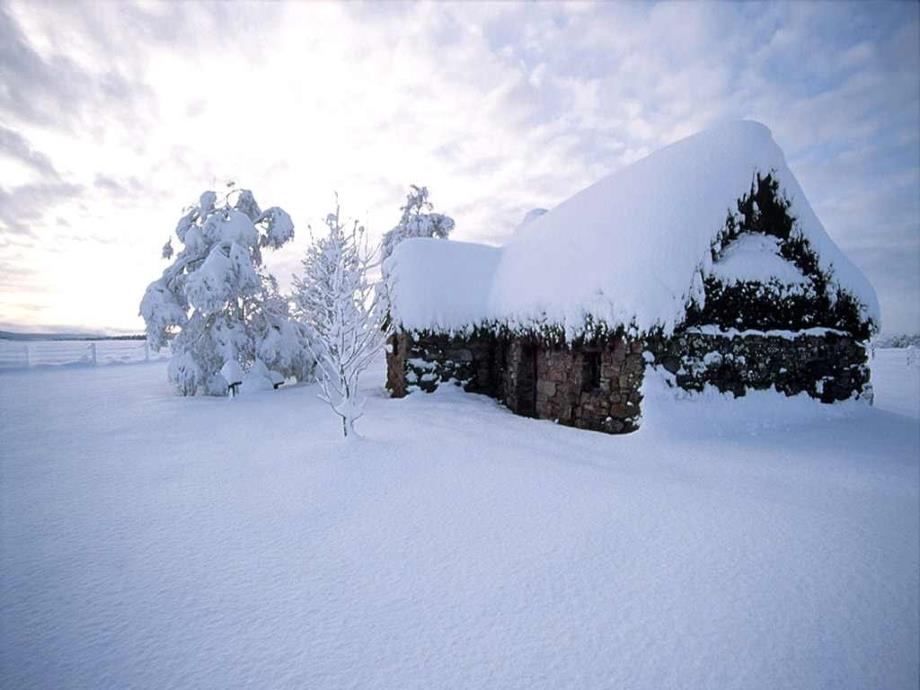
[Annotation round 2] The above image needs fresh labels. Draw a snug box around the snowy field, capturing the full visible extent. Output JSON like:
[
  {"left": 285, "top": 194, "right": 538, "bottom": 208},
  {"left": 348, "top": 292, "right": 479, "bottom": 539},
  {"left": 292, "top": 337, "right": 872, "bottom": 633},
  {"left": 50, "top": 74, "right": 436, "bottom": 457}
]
[
  {"left": 1, "top": 353, "right": 917, "bottom": 689},
  {"left": 871, "top": 347, "right": 920, "bottom": 418}
]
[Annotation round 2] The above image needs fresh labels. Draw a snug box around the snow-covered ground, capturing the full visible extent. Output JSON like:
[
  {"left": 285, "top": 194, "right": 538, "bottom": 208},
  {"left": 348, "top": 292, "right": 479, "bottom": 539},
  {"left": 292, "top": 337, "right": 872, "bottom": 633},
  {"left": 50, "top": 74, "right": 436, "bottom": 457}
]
[
  {"left": 1, "top": 353, "right": 917, "bottom": 689},
  {"left": 871, "top": 347, "right": 920, "bottom": 418}
]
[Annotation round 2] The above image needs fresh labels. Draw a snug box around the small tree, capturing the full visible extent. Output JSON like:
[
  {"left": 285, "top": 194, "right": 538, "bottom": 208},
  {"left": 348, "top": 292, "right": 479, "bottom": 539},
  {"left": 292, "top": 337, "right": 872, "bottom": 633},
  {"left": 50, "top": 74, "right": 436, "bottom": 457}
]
[
  {"left": 140, "top": 187, "right": 313, "bottom": 395},
  {"left": 380, "top": 185, "right": 454, "bottom": 263},
  {"left": 293, "top": 201, "right": 390, "bottom": 438}
]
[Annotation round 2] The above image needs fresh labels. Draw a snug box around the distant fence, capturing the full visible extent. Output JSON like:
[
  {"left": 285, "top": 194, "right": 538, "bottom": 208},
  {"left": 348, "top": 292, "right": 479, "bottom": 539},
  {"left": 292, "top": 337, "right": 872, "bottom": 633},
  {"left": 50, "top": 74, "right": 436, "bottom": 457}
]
[{"left": 0, "top": 339, "right": 170, "bottom": 370}]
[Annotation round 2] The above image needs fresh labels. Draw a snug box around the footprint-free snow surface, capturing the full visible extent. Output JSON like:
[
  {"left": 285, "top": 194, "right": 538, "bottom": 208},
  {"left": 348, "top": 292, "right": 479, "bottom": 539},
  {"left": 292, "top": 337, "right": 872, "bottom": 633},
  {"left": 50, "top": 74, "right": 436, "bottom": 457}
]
[{"left": 1, "top": 353, "right": 918, "bottom": 689}]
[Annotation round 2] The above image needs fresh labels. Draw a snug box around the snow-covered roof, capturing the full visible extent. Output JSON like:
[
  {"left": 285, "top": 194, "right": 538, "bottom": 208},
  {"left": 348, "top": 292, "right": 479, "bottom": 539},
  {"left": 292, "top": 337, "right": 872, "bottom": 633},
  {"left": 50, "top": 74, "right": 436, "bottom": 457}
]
[
  {"left": 386, "top": 120, "right": 879, "bottom": 336},
  {"left": 386, "top": 239, "right": 501, "bottom": 333}
]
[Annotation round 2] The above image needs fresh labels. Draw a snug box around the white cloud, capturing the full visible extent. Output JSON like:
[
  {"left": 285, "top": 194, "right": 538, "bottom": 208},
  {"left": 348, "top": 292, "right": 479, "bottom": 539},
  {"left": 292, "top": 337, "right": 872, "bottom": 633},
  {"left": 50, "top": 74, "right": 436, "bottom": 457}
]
[{"left": 0, "top": 0, "right": 917, "bottom": 333}]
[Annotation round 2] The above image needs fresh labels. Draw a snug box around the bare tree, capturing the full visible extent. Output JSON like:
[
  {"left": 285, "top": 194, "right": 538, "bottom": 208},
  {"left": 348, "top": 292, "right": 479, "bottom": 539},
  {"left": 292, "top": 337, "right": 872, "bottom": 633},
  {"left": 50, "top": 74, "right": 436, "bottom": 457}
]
[{"left": 293, "top": 201, "right": 390, "bottom": 438}]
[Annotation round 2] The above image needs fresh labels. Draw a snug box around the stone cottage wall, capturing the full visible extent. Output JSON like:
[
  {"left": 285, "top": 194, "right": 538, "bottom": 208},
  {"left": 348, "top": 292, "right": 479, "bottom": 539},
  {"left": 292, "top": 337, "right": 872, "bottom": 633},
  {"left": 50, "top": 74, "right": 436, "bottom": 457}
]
[
  {"left": 387, "top": 331, "right": 646, "bottom": 433},
  {"left": 647, "top": 328, "right": 870, "bottom": 402},
  {"left": 385, "top": 331, "right": 499, "bottom": 398},
  {"left": 387, "top": 326, "right": 869, "bottom": 434},
  {"left": 503, "top": 338, "right": 645, "bottom": 433}
]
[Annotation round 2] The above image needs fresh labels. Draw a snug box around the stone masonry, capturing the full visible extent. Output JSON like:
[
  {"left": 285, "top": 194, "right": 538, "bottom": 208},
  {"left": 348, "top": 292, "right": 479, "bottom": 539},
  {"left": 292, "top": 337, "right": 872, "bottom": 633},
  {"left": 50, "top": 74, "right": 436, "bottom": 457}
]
[
  {"left": 386, "top": 331, "right": 646, "bottom": 434},
  {"left": 501, "top": 338, "right": 645, "bottom": 433},
  {"left": 387, "top": 325, "right": 871, "bottom": 433},
  {"left": 647, "top": 328, "right": 870, "bottom": 403},
  {"left": 385, "top": 331, "right": 500, "bottom": 398}
]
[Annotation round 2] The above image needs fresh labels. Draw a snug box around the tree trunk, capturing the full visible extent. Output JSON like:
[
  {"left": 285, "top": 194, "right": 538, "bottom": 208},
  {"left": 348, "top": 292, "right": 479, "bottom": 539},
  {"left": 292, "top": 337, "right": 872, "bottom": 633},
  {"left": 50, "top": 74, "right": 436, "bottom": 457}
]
[{"left": 341, "top": 414, "right": 356, "bottom": 440}]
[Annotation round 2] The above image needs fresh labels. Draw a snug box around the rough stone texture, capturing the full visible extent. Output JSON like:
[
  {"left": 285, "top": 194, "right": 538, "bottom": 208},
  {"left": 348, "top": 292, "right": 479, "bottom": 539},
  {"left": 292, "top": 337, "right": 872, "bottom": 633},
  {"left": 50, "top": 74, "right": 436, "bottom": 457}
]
[
  {"left": 385, "top": 331, "right": 500, "bottom": 398},
  {"left": 501, "top": 337, "right": 645, "bottom": 433},
  {"left": 388, "top": 331, "right": 645, "bottom": 434},
  {"left": 647, "top": 329, "right": 870, "bottom": 402},
  {"left": 387, "top": 325, "right": 871, "bottom": 433}
]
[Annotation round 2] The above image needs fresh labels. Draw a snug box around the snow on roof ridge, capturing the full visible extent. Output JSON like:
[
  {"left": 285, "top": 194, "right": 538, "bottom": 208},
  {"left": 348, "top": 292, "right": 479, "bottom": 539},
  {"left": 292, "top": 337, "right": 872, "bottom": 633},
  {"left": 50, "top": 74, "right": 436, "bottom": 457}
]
[
  {"left": 385, "top": 238, "right": 502, "bottom": 334},
  {"left": 389, "top": 120, "right": 880, "bottom": 336}
]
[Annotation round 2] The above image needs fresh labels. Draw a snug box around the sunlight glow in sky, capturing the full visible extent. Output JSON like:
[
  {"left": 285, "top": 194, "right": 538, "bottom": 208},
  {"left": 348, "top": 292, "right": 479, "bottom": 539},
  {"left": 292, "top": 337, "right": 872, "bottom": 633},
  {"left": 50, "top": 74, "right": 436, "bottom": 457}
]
[{"left": 1, "top": 1, "right": 918, "bottom": 334}]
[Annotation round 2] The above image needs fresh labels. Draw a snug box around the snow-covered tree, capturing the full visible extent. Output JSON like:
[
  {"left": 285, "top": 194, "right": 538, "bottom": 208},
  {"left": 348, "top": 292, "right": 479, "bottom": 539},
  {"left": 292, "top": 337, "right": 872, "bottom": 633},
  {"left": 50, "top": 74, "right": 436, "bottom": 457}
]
[
  {"left": 140, "top": 187, "right": 314, "bottom": 396},
  {"left": 248, "top": 272, "right": 316, "bottom": 384},
  {"left": 380, "top": 185, "right": 455, "bottom": 263},
  {"left": 293, "top": 202, "right": 390, "bottom": 438}
]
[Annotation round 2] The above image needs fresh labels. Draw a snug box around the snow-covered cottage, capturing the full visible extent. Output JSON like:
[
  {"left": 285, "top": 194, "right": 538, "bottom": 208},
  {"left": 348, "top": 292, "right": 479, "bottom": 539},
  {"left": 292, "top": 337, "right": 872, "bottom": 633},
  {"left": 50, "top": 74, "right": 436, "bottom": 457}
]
[{"left": 384, "top": 121, "right": 879, "bottom": 433}]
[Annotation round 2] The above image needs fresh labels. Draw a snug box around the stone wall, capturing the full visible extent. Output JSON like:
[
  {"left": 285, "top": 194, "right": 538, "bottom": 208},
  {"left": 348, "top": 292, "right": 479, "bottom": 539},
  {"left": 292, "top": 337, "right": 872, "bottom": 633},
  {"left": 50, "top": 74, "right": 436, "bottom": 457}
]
[
  {"left": 647, "top": 328, "right": 870, "bottom": 402},
  {"left": 388, "top": 330, "right": 646, "bottom": 434},
  {"left": 385, "top": 331, "right": 500, "bottom": 398},
  {"left": 387, "top": 326, "right": 870, "bottom": 434},
  {"left": 502, "top": 338, "right": 645, "bottom": 433}
]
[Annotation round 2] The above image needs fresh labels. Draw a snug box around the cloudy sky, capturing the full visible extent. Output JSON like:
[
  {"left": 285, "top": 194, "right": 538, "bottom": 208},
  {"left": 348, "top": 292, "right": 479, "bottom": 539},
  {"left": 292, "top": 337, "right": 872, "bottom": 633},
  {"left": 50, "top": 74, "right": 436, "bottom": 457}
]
[{"left": 1, "top": 0, "right": 918, "bottom": 335}]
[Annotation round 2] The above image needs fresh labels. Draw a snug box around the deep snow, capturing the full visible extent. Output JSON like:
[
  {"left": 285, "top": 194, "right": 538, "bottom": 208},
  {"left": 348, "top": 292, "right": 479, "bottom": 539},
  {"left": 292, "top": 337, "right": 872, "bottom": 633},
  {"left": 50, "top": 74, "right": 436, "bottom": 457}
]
[{"left": 1, "top": 354, "right": 917, "bottom": 689}]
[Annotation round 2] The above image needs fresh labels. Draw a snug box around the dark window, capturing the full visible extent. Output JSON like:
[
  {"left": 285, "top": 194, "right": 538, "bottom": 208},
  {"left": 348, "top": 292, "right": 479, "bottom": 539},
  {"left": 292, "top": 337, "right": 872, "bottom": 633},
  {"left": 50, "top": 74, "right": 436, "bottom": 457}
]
[
  {"left": 517, "top": 344, "right": 538, "bottom": 417},
  {"left": 582, "top": 351, "right": 601, "bottom": 392}
]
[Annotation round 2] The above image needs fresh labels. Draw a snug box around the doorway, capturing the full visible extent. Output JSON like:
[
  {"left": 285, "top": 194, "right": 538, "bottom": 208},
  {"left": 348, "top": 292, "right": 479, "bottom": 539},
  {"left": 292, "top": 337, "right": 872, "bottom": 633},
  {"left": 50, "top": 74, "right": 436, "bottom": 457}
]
[{"left": 516, "top": 344, "right": 539, "bottom": 417}]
